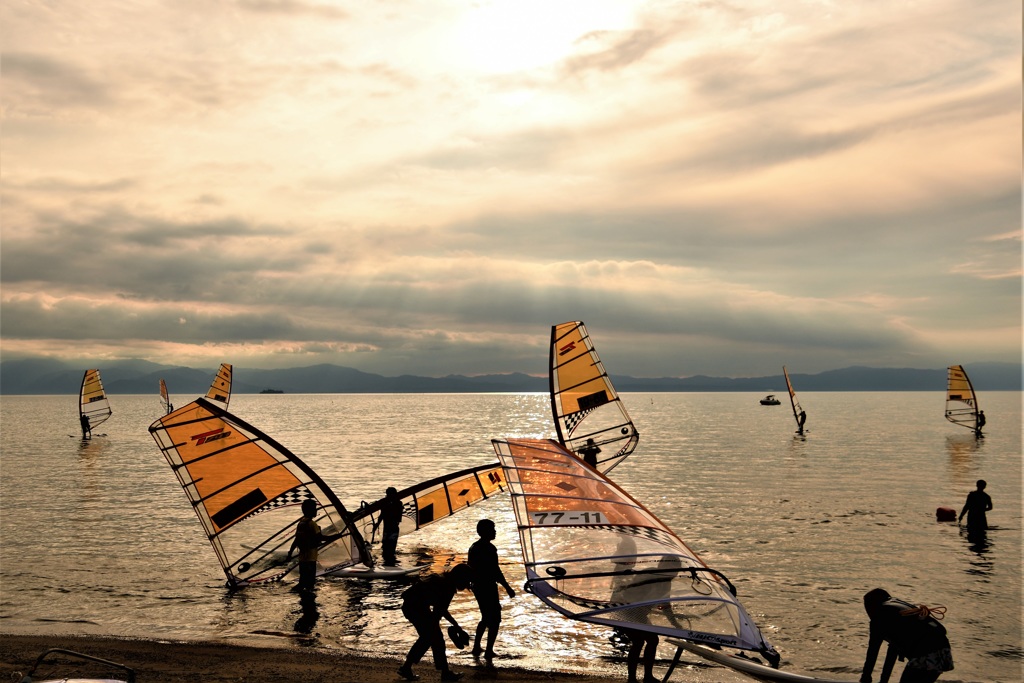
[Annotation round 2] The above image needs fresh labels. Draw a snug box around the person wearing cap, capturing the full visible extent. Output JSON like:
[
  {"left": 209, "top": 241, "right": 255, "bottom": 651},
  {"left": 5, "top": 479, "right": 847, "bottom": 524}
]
[
  {"left": 859, "top": 588, "right": 953, "bottom": 683},
  {"left": 398, "top": 563, "right": 474, "bottom": 682}
]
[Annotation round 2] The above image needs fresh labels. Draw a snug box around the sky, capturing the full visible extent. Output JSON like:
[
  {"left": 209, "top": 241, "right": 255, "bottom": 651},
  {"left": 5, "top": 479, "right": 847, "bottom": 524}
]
[{"left": 1, "top": 0, "right": 1020, "bottom": 379}]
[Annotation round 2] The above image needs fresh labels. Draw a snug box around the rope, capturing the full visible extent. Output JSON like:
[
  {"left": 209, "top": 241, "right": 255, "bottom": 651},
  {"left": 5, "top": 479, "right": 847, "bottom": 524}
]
[{"left": 899, "top": 604, "right": 947, "bottom": 620}]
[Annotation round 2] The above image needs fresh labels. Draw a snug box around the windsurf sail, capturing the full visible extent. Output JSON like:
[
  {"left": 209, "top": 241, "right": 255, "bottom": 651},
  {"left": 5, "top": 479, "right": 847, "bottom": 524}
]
[
  {"left": 550, "top": 322, "right": 638, "bottom": 473},
  {"left": 148, "top": 397, "right": 371, "bottom": 588},
  {"left": 783, "top": 366, "right": 806, "bottom": 434},
  {"left": 159, "top": 378, "right": 173, "bottom": 414},
  {"left": 351, "top": 463, "right": 507, "bottom": 544},
  {"left": 491, "top": 437, "right": 778, "bottom": 660},
  {"left": 79, "top": 369, "right": 112, "bottom": 431},
  {"left": 945, "top": 365, "right": 981, "bottom": 432},
  {"left": 205, "top": 363, "right": 233, "bottom": 409}
]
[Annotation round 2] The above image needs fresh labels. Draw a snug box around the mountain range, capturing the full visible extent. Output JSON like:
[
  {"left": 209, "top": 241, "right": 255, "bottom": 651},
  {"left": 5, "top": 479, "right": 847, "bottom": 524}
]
[{"left": 1, "top": 358, "right": 1019, "bottom": 395}]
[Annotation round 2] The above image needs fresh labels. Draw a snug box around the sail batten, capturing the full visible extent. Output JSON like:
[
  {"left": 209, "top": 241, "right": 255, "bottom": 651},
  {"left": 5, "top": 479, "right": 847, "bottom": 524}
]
[
  {"left": 549, "top": 322, "right": 639, "bottom": 473},
  {"left": 493, "top": 437, "right": 776, "bottom": 655},
  {"left": 149, "top": 397, "right": 370, "bottom": 587}
]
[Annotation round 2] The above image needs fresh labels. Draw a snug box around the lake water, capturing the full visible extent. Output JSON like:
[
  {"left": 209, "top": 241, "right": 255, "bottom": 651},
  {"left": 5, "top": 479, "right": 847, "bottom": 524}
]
[{"left": 1, "top": 392, "right": 1020, "bottom": 682}]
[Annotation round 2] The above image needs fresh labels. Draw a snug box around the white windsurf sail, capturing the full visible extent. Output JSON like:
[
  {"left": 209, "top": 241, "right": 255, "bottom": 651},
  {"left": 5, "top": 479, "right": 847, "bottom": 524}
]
[
  {"left": 492, "top": 437, "right": 778, "bottom": 660},
  {"left": 945, "top": 365, "right": 980, "bottom": 432},
  {"left": 351, "top": 463, "right": 507, "bottom": 544},
  {"left": 783, "top": 366, "right": 806, "bottom": 434},
  {"left": 550, "top": 322, "right": 639, "bottom": 473},
  {"left": 159, "top": 378, "right": 173, "bottom": 415},
  {"left": 205, "top": 363, "right": 233, "bottom": 409},
  {"left": 149, "top": 397, "right": 372, "bottom": 588},
  {"left": 79, "top": 369, "right": 112, "bottom": 431}
]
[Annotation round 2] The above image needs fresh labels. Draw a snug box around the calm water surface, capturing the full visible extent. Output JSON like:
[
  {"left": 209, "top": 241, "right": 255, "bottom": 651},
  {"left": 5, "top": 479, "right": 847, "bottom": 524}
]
[{"left": 1, "top": 392, "right": 1020, "bottom": 682}]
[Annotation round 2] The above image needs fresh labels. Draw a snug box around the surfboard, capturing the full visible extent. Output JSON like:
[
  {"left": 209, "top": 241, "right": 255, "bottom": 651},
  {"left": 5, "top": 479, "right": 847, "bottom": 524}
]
[
  {"left": 327, "top": 563, "right": 420, "bottom": 579},
  {"left": 668, "top": 639, "right": 856, "bottom": 683}
]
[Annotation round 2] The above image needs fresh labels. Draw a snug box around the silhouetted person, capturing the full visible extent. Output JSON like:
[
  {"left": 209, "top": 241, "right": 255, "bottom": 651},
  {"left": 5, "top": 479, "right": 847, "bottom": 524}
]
[
  {"left": 860, "top": 588, "right": 953, "bottom": 683},
  {"left": 468, "top": 518, "right": 515, "bottom": 661},
  {"left": 80, "top": 413, "right": 91, "bottom": 439},
  {"left": 958, "top": 480, "right": 992, "bottom": 535},
  {"left": 373, "top": 486, "right": 403, "bottom": 566},
  {"left": 398, "top": 563, "right": 473, "bottom": 682},
  {"left": 286, "top": 499, "right": 343, "bottom": 592},
  {"left": 797, "top": 410, "right": 807, "bottom": 434},
  {"left": 975, "top": 410, "right": 986, "bottom": 436},
  {"left": 579, "top": 438, "right": 601, "bottom": 467}
]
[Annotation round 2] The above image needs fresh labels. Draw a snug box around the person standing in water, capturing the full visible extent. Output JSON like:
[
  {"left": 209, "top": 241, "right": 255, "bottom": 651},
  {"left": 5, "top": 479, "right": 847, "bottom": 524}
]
[
  {"left": 468, "top": 518, "right": 515, "bottom": 662},
  {"left": 80, "top": 413, "right": 92, "bottom": 439},
  {"left": 958, "top": 480, "right": 992, "bottom": 534},
  {"left": 285, "top": 499, "right": 343, "bottom": 593},
  {"left": 373, "top": 486, "right": 403, "bottom": 566},
  {"left": 578, "top": 438, "right": 601, "bottom": 467},
  {"left": 975, "top": 410, "right": 986, "bottom": 436},
  {"left": 797, "top": 409, "right": 807, "bottom": 434}
]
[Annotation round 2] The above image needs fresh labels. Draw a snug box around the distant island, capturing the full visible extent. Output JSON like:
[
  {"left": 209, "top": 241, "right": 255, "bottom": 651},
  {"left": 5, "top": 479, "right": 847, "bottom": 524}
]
[{"left": 0, "top": 358, "right": 1019, "bottom": 394}]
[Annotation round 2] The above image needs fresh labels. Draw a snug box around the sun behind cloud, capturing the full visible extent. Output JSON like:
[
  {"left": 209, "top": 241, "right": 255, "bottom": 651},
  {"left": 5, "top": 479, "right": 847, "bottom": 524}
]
[{"left": 452, "top": 0, "right": 638, "bottom": 73}]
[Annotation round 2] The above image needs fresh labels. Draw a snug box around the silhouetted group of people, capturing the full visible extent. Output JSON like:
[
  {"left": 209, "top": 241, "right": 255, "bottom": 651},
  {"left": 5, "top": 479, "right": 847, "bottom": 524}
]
[{"left": 397, "top": 518, "right": 516, "bottom": 682}]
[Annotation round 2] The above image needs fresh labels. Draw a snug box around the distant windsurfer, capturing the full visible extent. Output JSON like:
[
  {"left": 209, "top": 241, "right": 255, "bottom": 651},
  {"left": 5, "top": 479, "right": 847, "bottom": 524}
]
[
  {"left": 373, "top": 486, "right": 403, "bottom": 567},
  {"left": 797, "top": 409, "right": 807, "bottom": 434},
  {"left": 958, "top": 480, "right": 992, "bottom": 536},
  {"left": 579, "top": 438, "right": 601, "bottom": 467},
  {"left": 397, "top": 563, "right": 473, "bottom": 682},
  {"left": 975, "top": 410, "right": 985, "bottom": 436},
  {"left": 468, "top": 518, "right": 515, "bottom": 662},
  {"left": 79, "top": 413, "right": 91, "bottom": 439},
  {"left": 286, "top": 499, "right": 344, "bottom": 592},
  {"left": 859, "top": 588, "right": 953, "bottom": 683}
]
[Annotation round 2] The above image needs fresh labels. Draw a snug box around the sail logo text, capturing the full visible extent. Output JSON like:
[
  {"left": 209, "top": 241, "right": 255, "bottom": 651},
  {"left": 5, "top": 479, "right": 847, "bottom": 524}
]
[
  {"left": 558, "top": 341, "right": 576, "bottom": 356},
  {"left": 192, "top": 428, "right": 231, "bottom": 445}
]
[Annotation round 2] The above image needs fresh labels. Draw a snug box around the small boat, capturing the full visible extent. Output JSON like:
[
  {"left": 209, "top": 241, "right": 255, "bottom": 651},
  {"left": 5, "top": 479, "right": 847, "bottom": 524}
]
[
  {"left": 760, "top": 394, "right": 781, "bottom": 405},
  {"left": 17, "top": 648, "right": 135, "bottom": 682}
]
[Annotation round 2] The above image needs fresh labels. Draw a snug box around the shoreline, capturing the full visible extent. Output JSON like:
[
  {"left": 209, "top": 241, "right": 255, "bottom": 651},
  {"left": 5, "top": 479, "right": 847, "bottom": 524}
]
[{"left": 0, "top": 633, "right": 636, "bottom": 683}]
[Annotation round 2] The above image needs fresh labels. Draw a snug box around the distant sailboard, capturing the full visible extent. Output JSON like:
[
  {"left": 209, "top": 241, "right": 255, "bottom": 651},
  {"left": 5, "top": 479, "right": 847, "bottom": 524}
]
[
  {"left": 491, "top": 437, "right": 780, "bottom": 665},
  {"left": 77, "top": 369, "right": 112, "bottom": 437},
  {"left": 550, "top": 321, "right": 639, "bottom": 473},
  {"left": 783, "top": 366, "right": 807, "bottom": 435},
  {"left": 945, "top": 365, "right": 981, "bottom": 433},
  {"left": 159, "top": 378, "right": 173, "bottom": 415},
  {"left": 148, "top": 397, "right": 411, "bottom": 588}
]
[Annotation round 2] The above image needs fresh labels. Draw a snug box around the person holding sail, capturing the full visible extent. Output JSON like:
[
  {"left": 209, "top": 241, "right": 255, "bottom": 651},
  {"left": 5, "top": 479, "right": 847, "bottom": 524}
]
[
  {"left": 372, "top": 486, "right": 403, "bottom": 567},
  {"left": 286, "top": 499, "right": 344, "bottom": 593},
  {"left": 79, "top": 413, "right": 92, "bottom": 439},
  {"left": 578, "top": 438, "right": 601, "bottom": 467}
]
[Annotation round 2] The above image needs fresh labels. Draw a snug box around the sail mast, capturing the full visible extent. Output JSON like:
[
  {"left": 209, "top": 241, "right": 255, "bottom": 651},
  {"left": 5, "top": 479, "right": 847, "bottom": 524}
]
[{"left": 783, "top": 366, "right": 804, "bottom": 434}]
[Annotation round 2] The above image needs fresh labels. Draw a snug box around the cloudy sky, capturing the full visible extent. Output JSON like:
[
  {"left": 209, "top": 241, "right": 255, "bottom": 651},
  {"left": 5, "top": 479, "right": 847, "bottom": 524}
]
[{"left": 2, "top": 0, "right": 1020, "bottom": 378}]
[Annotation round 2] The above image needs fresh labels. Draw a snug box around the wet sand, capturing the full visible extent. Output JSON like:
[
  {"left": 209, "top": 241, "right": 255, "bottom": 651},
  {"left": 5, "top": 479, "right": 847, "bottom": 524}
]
[{"left": 1, "top": 633, "right": 631, "bottom": 683}]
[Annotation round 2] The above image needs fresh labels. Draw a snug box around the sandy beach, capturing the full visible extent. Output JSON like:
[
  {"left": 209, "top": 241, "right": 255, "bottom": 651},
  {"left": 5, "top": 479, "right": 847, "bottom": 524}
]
[{"left": 1, "top": 633, "right": 634, "bottom": 683}]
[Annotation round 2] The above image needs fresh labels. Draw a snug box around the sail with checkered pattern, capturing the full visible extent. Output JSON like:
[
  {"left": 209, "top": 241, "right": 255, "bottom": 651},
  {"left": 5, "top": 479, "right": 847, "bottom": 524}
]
[
  {"left": 149, "top": 397, "right": 370, "bottom": 588},
  {"left": 550, "top": 322, "right": 638, "bottom": 474},
  {"left": 492, "top": 437, "right": 777, "bottom": 657}
]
